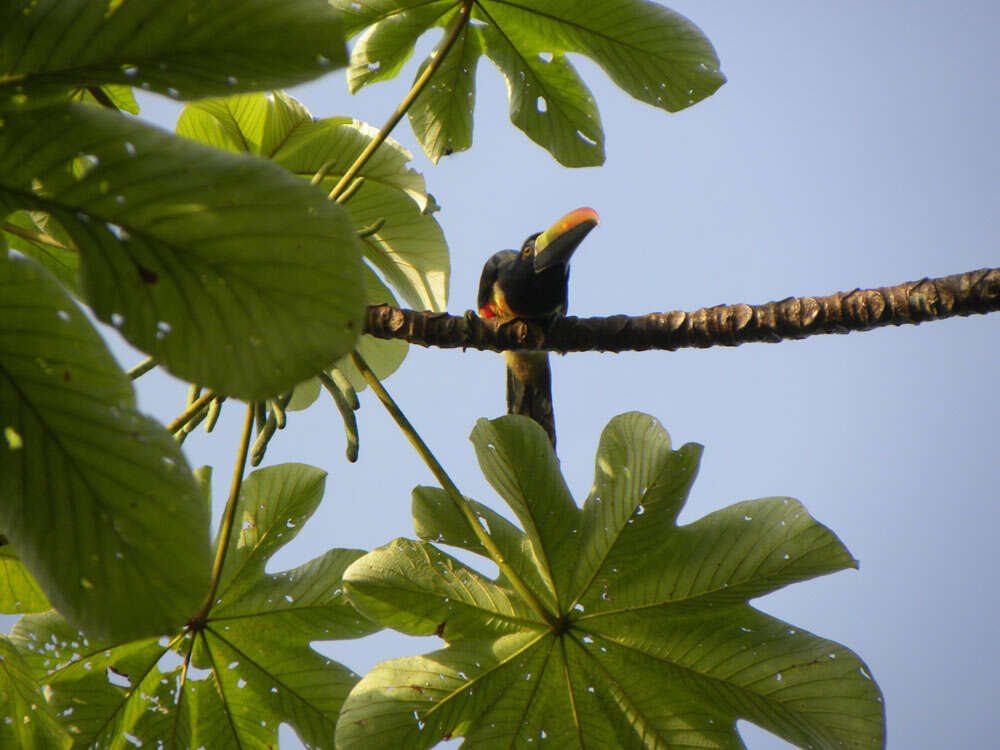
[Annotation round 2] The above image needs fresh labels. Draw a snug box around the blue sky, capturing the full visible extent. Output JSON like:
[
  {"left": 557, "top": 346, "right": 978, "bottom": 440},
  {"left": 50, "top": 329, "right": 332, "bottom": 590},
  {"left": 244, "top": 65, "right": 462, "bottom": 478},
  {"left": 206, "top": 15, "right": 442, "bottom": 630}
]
[{"left": 9, "top": 2, "right": 998, "bottom": 747}]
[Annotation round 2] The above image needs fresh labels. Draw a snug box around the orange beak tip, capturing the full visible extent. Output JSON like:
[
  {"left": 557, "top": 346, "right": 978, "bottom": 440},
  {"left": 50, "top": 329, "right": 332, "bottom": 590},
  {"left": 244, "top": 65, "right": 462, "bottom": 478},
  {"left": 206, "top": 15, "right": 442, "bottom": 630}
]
[{"left": 565, "top": 207, "right": 599, "bottom": 228}]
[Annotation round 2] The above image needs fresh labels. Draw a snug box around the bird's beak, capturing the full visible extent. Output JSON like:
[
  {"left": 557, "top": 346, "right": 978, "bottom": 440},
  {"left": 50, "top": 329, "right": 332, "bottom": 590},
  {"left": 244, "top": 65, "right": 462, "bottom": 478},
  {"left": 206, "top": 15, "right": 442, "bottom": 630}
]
[{"left": 532, "top": 207, "right": 599, "bottom": 272}]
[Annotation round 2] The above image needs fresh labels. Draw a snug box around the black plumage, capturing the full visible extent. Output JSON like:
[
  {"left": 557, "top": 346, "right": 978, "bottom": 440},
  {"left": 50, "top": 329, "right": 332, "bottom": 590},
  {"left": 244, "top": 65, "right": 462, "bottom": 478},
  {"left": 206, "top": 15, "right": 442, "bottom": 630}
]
[{"left": 476, "top": 208, "right": 598, "bottom": 446}]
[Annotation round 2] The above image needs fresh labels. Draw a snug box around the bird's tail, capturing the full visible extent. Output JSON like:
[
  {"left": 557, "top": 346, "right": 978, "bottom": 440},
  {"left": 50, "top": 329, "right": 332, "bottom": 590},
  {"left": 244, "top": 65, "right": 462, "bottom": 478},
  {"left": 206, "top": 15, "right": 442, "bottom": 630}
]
[{"left": 504, "top": 351, "right": 556, "bottom": 446}]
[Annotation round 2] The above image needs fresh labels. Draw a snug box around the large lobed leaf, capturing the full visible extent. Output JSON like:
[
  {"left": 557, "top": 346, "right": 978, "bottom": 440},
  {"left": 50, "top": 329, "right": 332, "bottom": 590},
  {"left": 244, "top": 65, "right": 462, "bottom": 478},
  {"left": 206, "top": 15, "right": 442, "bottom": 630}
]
[
  {"left": 8, "top": 464, "right": 380, "bottom": 748},
  {"left": 333, "top": 0, "right": 726, "bottom": 166},
  {"left": 177, "top": 90, "right": 448, "bottom": 313},
  {"left": 0, "top": 0, "right": 347, "bottom": 109},
  {"left": 0, "top": 101, "right": 366, "bottom": 400},
  {"left": 339, "top": 412, "right": 885, "bottom": 749},
  {"left": 0, "top": 255, "right": 211, "bottom": 641},
  {"left": 176, "top": 90, "right": 448, "bottom": 394}
]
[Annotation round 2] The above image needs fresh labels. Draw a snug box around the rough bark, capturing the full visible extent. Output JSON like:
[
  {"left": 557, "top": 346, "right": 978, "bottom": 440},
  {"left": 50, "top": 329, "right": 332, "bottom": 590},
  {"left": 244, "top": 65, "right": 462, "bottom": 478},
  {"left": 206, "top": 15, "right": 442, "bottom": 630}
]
[{"left": 363, "top": 267, "right": 1000, "bottom": 353}]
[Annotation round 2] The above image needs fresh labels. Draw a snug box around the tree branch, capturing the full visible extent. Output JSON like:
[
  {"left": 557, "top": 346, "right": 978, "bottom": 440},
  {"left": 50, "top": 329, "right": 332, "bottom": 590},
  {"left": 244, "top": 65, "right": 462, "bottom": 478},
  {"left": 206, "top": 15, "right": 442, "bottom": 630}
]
[{"left": 363, "top": 267, "right": 1000, "bottom": 352}]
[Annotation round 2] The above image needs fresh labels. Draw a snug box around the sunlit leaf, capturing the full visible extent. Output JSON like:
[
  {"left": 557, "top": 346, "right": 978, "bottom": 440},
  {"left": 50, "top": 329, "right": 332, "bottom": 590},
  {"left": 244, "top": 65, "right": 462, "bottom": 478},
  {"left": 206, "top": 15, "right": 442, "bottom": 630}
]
[
  {"left": 413, "top": 487, "right": 556, "bottom": 610},
  {"left": 1, "top": 210, "right": 79, "bottom": 295},
  {"left": 177, "top": 90, "right": 449, "bottom": 313},
  {"left": 0, "top": 635, "right": 70, "bottom": 750},
  {"left": 408, "top": 23, "right": 481, "bottom": 164},
  {"left": 0, "top": 102, "right": 365, "bottom": 400},
  {"left": 69, "top": 85, "right": 140, "bottom": 115},
  {"left": 0, "top": 0, "right": 346, "bottom": 109},
  {"left": 346, "top": 1, "right": 454, "bottom": 92},
  {"left": 0, "top": 255, "right": 210, "bottom": 641},
  {"left": 333, "top": 0, "right": 726, "bottom": 166},
  {"left": 0, "top": 539, "right": 50, "bottom": 614},
  {"left": 286, "top": 377, "right": 322, "bottom": 412},
  {"left": 288, "top": 265, "right": 408, "bottom": 420},
  {"left": 339, "top": 413, "right": 885, "bottom": 749},
  {"left": 9, "top": 464, "right": 379, "bottom": 748},
  {"left": 479, "top": 22, "right": 604, "bottom": 166},
  {"left": 332, "top": 264, "right": 409, "bottom": 394},
  {"left": 177, "top": 92, "right": 421, "bottom": 402}
]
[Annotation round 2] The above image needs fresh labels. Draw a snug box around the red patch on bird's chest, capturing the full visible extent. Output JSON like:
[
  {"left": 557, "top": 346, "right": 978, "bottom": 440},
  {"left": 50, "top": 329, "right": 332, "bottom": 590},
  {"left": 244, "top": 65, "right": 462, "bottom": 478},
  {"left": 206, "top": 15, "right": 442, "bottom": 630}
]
[{"left": 485, "top": 283, "right": 515, "bottom": 318}]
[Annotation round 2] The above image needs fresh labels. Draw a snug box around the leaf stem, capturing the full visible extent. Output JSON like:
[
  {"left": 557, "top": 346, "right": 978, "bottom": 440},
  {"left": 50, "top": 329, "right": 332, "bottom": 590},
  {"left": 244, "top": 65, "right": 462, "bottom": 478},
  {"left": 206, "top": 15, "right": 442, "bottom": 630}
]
[
  {"left": 350, "top": 350, "right": 560, "bottom": 630},
  {"left": 1, "top": 221, "right": 72, "bottom": 251},
  {"left": 167, "top": 389, "right": 217, "bottom": 434},
  {"left": 189, "top": 402, "right": 254, "bottom": 626},
  {"left": 85, "top": 86, "right": 118, "bottom": 111},
  {"left": 320, "top": 0, "right": 475, "bottom": 200},
  {"left": 127, "top": 356, "right": 158, "bottom": 380}
]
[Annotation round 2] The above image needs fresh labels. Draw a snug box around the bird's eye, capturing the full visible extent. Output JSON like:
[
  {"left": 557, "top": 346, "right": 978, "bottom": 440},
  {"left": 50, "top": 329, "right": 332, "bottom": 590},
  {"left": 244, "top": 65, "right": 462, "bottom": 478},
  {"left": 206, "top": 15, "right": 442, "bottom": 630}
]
[{"left": 521, "top": 244, "right": 532, "bottom": 257}]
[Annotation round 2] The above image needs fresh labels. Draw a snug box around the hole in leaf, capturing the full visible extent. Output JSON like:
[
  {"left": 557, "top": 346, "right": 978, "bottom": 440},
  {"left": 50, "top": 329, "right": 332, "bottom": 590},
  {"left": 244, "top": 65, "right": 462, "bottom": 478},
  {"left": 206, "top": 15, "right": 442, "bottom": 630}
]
[
  {"left": 105, "top": 223, "right": 129, "bottom": 241},
  {"left": 106, "top": 666, "right": 131, "bottom": 688}
]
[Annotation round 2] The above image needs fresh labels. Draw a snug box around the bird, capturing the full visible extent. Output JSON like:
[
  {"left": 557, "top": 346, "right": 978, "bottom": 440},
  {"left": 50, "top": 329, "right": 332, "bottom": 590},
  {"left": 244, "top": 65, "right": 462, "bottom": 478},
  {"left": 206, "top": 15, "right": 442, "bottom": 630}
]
[{"left": 477, "top": 207, "right": 599, "bottom": 446}]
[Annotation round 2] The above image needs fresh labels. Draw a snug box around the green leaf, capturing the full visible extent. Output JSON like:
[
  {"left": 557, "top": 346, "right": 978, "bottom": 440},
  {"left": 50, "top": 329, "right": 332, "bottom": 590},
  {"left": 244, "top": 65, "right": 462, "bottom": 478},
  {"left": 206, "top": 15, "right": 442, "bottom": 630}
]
[
  {"left": 0, "top": 102, "right": 366, "bottom": 400},
  {"left": 332, "top": 266, "right": 409, "bottom": 393},
  {"left": 9, "top": 464, "right": 379, "bottom": 748},
  {"left": 286, "top": 376, "right": 322, "bottom": 412},
  {"left": 296, "top": 264, "right": 410, "bottom": 417},
  {"left": 9, "top": 612, "right": 167, "bottom": 746},
  {"left": 177, "top": 90, "right": 449, "bottom": 313},
  {"left": 346, "top": 1, "right": 454, "bottom": 92},
  {"left": 478, "top": 23, "right": 605, "bottom": 166},
  {"left": 69, "top": 85, "right": 140, "bottom": 115},
  {"left": 0, "top": 540, "right": 50, "bottom": 614},
  {"left": 333, "top": 0, "right": 726, "bottom": 166},
  {"left": 1, "top": 210, "right": 80, "bottom": 295},
  {"left": 177, "top": 90, "right": 440, "bottom": 408},
  {"left": 206, "top": 464, "right": 380, "bottom": 749},
  {"left": 0, "top": 0, "right": 347, "bottom": 109},
  {"left": 0, "top": 635, "right": 71, "bottom": 750},
  {"left": 339, "top": 412, "right": 885, "bottom": 749},
  {"left": 408, "top": 22, "right": 481, "bottom": 163},
  {"left": 413, "top": 486, "right": 557, "bottom": 610},
  {"left": 346, "top": 537, "right": 541, "bottom": 640},
  {"left": 0, "top": 255, "right": 210, "bottom": 641},
  {"left": 470, "top": 416, "right": 581, "bottom": 606}
]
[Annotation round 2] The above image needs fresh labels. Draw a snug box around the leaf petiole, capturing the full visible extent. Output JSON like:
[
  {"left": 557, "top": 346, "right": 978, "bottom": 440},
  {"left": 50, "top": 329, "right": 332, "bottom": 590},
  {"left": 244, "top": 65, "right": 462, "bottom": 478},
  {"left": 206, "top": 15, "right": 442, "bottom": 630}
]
[
  {"left": 188, "top": 402, "right": 255, "bottom": 627},
  {"left": 127, "top": 356, "right": 158, "bottom": 380},
  {"left": 167, "top": 390, "right": 217, "bottom": 434},
  {"left": 1, "top": 220, "right": 72, "bottom": 251},
  {"left": 317, "top": 0, "right": 475, "bottom": 200}
]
